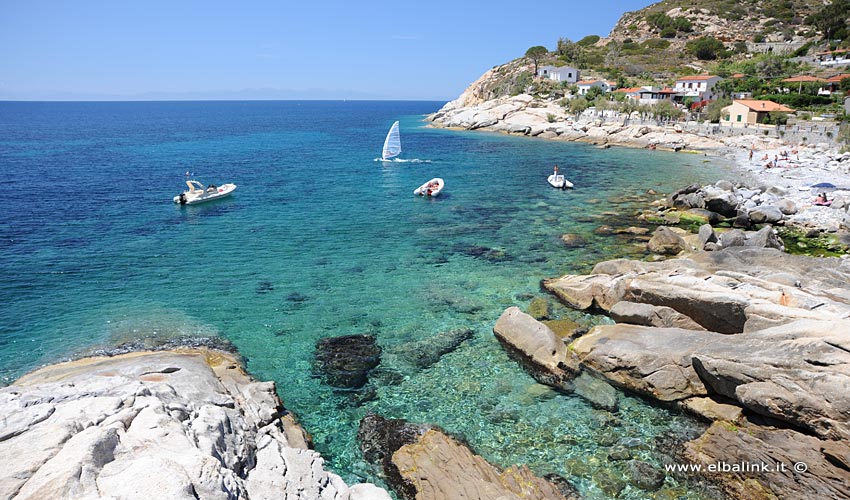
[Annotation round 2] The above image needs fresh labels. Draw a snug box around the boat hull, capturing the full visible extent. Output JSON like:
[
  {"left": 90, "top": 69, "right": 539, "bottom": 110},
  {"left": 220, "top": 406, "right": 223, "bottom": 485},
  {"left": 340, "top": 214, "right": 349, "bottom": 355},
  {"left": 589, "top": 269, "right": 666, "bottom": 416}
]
[
  {"left": 547, "top": 174, "right": 573, "bottom": 189},
  {"left": 174, "top": 183, "right": 237, "bottom": 205},
  {"left": 414, "top": 178, "right": 444, "bottom": 197}
]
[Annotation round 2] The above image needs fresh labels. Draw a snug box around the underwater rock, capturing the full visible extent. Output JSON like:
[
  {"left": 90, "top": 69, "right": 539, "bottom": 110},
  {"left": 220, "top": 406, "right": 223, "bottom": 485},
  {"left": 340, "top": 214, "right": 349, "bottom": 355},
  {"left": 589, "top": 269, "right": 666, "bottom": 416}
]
[
  {"left": 314, "top": 334, "right": 382, "bottom": 389},
  {"left": 559, "top": 233, "right": 586, "bottom": 248},
  {"left": 627, "top": 460, "right": 666, "bottom": 491},
  {"left": 526, "top": 297, "right": 551, "bottom": 320},
  {"left": 357, "top": 413, "right": 573, "bottom": 500},
  {"left": 392, "top": 328, "right": 474, "bottom": 369}
]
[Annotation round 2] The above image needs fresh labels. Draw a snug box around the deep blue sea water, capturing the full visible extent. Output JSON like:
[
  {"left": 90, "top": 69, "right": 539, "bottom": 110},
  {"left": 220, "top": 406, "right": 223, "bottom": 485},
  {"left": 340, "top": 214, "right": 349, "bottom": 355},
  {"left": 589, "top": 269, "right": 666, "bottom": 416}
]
[{"left": 0, "top": 101, "right": 734, "bottom": 499}]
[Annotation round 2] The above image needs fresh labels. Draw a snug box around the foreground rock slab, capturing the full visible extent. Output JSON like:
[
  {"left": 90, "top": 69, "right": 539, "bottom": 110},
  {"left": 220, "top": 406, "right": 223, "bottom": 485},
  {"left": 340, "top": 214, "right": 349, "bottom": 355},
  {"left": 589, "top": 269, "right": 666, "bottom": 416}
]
[
  {"left": 0, "top": 349, "right": 390, "bottom": 500},
  {"left": 357, "top": 413, "right": 576, "bottom": 500}
]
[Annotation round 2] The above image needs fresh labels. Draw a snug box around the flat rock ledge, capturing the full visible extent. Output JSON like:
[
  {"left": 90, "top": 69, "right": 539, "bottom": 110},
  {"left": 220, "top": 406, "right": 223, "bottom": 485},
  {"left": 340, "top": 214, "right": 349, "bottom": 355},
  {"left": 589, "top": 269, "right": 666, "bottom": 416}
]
[
  {"left": 357, "top": 413, "right": 577, "bottom": 500},
  {"left": 493, "top": 247, "right": 850, "bottom": 498},
  {"left": 0, "top": 349, "right": 391, "bottom": 500}
]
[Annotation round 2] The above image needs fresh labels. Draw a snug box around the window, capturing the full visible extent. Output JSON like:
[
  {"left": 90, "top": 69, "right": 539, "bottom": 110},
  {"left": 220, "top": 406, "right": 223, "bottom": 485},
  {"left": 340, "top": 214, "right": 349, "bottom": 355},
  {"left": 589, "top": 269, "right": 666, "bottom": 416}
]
[{"left": 736, "top": 114, "right": 742, "bottom": 122}]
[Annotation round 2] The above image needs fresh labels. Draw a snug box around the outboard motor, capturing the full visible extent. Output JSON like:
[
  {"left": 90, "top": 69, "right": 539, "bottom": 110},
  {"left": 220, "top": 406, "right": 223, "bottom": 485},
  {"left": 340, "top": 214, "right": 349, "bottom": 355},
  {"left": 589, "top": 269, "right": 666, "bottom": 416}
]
[{"left": 179, "top": 193, "right": 186, "bottom": 205}]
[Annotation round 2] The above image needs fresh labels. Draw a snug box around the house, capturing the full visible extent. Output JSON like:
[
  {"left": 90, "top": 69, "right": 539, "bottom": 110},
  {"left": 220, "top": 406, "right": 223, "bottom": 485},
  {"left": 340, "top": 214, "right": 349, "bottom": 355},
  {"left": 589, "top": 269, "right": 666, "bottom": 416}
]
[
  {"left": 576, "top": 80, "right": 616, "bottom": 95},
  {"left": 673, "top": 75, "right": 722, "bottom": 101},
  {"left": 721, "top": 99, "right": 794, "bottom": 126},
  {"left": 821, "top": 73, "right": 850, "bottom": 95},
  {"left": 780, "top": 75, "right": 826, "bottom": 94},
  {"left": 637, "top": 86, "right": 679, "bottom": 105},
  {"left": 816, "top": 49, "right": 850, "bottom": 67},
  {"left": 613, "top": 87, "right": 642, "bottom": 100},
  {"left": 537, "top": 65, "right": 579, "bottom": 83}
]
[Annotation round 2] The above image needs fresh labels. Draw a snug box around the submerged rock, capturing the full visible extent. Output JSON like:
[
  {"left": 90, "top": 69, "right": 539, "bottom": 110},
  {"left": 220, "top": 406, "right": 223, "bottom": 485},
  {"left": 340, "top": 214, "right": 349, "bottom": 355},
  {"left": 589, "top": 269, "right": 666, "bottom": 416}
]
[
  {"left": 0, "top": 349, "right": 390, "bottom": 500},
  {"left": 392, "top": 328, "right": 474, "bottom": 369},
  {"left": 314, "top": 334, "right": 382, "bottom": 389}
]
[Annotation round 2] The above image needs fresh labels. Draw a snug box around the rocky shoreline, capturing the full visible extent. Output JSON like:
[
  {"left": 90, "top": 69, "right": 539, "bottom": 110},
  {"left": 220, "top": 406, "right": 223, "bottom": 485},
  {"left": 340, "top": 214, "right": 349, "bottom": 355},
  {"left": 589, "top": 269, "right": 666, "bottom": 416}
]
[
  {"left": 0, "top": 349, "right": 392, "bottom": 500},
  {"left": 496, "top": 244, "right": 850, "bottom": 499},
  {"left": 428, "top": 93, "right": 850, "bottom": 237}
]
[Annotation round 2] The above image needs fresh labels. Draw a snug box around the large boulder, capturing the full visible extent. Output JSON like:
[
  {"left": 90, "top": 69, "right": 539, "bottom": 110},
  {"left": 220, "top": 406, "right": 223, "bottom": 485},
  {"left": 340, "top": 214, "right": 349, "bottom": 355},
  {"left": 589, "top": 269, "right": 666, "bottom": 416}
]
[
  {"left": 647, "top": 226, "right": 687, "bottom": 255},
  {"left": 685, "top": 420, "right": 850, "bottom": 499},
  {"left": 570, "top": 324, "right": 713, "bottom": 401},
  {"left": 703, "top": 188, "right": 740, "bottom": 217},
  {"left": 358, "top": 414, "right": 575, "bottom": 500},
  {"left": 749, "top": 205, "right": 784, "bottom": 224},
  {"left": 690, "top": 319, "right": 850, "bottom": 441},
  {"left": 0, "top": 350, "right": 389, "bottom": 500},
  {"left": 492, "top": 307, "right": 574, "bottom": 388}
]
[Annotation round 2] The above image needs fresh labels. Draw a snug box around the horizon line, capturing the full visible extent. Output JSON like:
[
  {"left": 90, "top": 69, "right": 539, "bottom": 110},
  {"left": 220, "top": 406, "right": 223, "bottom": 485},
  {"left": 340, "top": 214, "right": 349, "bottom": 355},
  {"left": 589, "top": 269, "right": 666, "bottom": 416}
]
[{"left": 0, "top": 98, "right": 450, "bottom": 103}]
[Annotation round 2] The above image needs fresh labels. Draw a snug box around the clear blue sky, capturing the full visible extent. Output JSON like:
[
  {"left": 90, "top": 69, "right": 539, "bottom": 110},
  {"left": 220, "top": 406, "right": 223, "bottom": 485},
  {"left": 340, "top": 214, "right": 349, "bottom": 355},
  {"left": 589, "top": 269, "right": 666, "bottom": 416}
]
[{"left": 0, "top": 0, "right": 652, "bottom": 101}]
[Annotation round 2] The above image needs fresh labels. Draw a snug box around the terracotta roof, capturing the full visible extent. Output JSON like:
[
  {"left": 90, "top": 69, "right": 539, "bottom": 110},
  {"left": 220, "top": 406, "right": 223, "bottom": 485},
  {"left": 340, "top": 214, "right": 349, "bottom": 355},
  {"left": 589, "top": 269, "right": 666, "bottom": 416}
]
[
  {"left": 816, "top": 48, "right": 850, "bottom": 56},
  {"left": 827, "top": 73, "right": 850, "bottom": 83},
  {"left": 576, "top": 80, "right": 601, "bottom": 85},
  {"left": 733, "top": 99, "right": 794, "bottom": 112},
  {"left": 730, "top": 73, "right": 746, "bottom": 78},
  {"left": 782, "top": 75, "right": 826, "bottom": 83},
  {"left": 614, "top": 87, "right": 643, "bottom": 93},
  {"left": 658, "top": 87, "right": 678, "bottom": 94},
  {"left": 676, "top": 75, "right": 720, "bottom": 81}
]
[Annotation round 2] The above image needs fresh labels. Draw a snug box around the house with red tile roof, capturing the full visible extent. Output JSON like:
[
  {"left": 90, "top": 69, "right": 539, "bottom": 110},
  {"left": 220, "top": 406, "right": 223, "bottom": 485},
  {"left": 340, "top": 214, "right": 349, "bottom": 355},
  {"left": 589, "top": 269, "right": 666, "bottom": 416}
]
[
  {"left": 576, "top": 80, "right": 617, "bottom": 95},
  {"left": 721, "top": 99, "right": 794, "bottom": 126}
]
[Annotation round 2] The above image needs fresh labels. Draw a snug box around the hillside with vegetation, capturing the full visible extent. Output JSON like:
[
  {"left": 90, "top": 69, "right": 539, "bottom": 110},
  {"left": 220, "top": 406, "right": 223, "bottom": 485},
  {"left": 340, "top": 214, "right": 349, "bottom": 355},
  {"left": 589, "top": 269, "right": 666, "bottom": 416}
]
[{"left": 441, "top": 0, "right": 850, "bottom": 130}]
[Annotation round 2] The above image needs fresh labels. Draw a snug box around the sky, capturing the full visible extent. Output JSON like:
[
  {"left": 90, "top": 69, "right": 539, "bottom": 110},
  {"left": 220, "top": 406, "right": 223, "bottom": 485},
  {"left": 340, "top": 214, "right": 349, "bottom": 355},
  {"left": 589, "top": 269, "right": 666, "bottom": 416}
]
[{"left": 0, "top": 0, "right": 653, "bottom": 101}]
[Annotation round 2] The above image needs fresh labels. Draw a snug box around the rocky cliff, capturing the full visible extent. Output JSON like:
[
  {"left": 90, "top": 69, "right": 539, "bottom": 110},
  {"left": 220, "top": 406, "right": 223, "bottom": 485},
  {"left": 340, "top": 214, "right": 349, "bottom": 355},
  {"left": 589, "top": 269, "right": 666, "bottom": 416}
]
[{"left": 0, "top": 349, "right": 390, "bottom": 500}]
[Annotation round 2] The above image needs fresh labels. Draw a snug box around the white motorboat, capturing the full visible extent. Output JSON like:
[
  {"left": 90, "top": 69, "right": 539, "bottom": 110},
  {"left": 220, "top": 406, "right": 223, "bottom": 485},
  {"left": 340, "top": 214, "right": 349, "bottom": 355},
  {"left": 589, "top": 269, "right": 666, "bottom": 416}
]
[
  {"left": 547, "top": 166, "right": 573, "bottom": 189},
  {"left": 547, "top": 174, "right": 573, "bottom": 189},
  {"left": 174, "top": 180, "right": 237, "bottom": 205},
  {"left": 414, "top": 178, "right": 444, "bottom": 197}
]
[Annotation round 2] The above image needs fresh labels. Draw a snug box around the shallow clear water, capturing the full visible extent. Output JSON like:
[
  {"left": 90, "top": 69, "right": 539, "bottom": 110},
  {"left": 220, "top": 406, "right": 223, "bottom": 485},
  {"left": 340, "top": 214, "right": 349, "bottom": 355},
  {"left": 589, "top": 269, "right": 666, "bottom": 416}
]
[{"left": 0, "top": 101, "right": 734, "bottom": 498}]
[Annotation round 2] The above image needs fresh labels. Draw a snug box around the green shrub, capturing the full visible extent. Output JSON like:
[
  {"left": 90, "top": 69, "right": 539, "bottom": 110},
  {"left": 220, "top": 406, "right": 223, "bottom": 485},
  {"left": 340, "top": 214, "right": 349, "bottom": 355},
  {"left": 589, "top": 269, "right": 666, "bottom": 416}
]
[
  {"left": 660, "top": 27, "right": 677, "bottom": 38},
  {"left": 686, "top": 37, "right": 729, "bottom": 60},
  {"left": 577, "top": 35, "right": 600, "bottom": 46},
  {"left": 759, "top": 94, "right": 833, "bottom": 108}
]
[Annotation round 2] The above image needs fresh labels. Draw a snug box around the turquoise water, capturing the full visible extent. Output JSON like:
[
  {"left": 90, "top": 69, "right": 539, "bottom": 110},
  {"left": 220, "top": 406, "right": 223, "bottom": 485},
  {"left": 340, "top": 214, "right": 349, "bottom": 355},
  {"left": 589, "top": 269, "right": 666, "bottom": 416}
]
[{"left": 0, "top": 101, "right": 732, "bottom": 498}]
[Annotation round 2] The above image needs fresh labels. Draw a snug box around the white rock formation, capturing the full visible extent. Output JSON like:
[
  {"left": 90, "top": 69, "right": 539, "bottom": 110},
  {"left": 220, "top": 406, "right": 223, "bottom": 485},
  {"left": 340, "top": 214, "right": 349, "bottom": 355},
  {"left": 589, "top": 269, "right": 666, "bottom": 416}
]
[{"left": 0, "top": 349, "right": 391, "bottom": 500}]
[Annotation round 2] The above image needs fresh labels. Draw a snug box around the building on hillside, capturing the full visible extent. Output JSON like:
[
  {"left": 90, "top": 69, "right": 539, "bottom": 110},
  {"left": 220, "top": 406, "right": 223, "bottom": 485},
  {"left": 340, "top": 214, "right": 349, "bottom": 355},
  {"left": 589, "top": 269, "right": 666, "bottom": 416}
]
[
  {"left": 845, "top": 96, "right": 850, "bottom": 114},
  {"left": 673, "top": 75, "right": 722, "bottom": 102},
  {"left": 780, "top": 75, "right": 827, "bottom": 94},
  {"left": 637, "top": 87, "right": 679, "bottom": 105},
  {"left": 821, "top": 73, "right": 850, "bottom": 95},
  {"left": 816, "top": 49, "right": 850, "bottom": 67},
  {"left": 613, "top": 87, "right": 642, "bottom": 100},
  {"left": 575, "top": 80, "right": 616, "bottom": 95},
  {"left": 537, "top": 65, "right": 579, "bottom": 83},
  {"left": 720, "top": 99, "right": 794, "bottom": 127}
]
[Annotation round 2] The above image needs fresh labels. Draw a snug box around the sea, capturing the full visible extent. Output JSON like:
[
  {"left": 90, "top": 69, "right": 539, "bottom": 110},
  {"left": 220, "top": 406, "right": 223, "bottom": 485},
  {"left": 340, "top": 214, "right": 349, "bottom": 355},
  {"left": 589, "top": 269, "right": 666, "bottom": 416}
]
[{"left": 0, "top": 100, "right": 733, "bottom": 499}]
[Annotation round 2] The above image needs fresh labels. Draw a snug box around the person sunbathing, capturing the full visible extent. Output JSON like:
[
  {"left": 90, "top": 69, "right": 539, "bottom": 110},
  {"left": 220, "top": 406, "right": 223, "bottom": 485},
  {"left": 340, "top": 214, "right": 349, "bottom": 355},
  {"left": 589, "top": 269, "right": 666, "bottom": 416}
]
[{"left": 814, "top": 193, "right": 832, "bottom": 206}]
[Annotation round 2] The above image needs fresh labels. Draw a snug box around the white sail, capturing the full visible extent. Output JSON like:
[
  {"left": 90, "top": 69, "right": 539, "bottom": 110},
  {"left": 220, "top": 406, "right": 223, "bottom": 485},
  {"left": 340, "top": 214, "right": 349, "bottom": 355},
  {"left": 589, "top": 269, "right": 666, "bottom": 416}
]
[{"left": 381, "top": 121, "right": 401, "bottom": 160}]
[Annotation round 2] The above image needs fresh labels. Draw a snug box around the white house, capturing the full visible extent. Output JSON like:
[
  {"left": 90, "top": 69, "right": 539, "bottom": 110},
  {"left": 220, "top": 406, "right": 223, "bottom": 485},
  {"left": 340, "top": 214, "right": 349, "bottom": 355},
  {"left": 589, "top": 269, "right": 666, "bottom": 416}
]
[
  {"left": 674, "top": 75, "right": 722, "bottom": 101},
  {"left": 537, "top": 65, "right": 579, "bottom": 83},
  {"left": 576, "top": 80, "right": 616, "bottom": 95}
]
